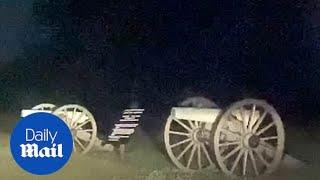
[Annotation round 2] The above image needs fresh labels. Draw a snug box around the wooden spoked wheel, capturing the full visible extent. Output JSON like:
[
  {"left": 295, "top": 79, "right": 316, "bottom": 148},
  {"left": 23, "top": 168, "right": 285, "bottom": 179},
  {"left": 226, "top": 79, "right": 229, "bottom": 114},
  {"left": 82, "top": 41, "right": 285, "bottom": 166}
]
[
  {"left": 164, "top": 116, "right": 216, "bottom": 171},
  {"left": 212, "top": 99, "right": 285, "bottom": 177},
  {"left": 32, "top": 103, "right": 56, "bottom": 111},
  {"left": 53, "top": 104, "right": 97, "bottom": 154}
]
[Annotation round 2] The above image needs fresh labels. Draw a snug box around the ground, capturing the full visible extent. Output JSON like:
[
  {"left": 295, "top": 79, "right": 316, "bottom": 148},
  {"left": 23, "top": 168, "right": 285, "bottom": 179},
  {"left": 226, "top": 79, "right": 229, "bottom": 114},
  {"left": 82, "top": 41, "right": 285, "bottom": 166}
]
[{"left": 0, "top": 112, "right": 320, "bottom": 180}]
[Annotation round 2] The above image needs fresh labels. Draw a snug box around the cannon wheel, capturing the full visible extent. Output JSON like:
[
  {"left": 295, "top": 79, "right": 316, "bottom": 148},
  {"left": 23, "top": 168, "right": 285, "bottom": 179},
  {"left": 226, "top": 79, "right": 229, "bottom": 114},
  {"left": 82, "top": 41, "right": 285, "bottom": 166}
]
[
  {"left": 32, "top": 103, "right": 56, "bottom": 111},
  {"left": 212, "top": 99, "right": 285, "bottom": 177},
  {"left": 53, "top": 104, "right": 97, "bottom": 154},
  {"left": 164, "top": 115, "right": 216, "bottom": 171}
]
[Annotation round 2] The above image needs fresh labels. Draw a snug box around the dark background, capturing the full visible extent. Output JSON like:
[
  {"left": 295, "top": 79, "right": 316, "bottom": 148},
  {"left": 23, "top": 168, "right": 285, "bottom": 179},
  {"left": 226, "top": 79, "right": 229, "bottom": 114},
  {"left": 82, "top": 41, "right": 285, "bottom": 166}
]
[{"left": 0, "top": 0, "right": 320, "bottom": 132}]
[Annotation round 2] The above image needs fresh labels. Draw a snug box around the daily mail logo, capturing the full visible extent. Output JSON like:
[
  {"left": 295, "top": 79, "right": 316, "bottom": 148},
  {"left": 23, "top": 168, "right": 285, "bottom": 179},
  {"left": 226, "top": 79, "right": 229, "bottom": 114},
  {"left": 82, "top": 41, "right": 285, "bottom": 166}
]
[
  {"left": 10, "top": 112, "right": 73, "bottom": 175},
  {"left": 20, "top": 129, "right": 63, "bottom": 158}
]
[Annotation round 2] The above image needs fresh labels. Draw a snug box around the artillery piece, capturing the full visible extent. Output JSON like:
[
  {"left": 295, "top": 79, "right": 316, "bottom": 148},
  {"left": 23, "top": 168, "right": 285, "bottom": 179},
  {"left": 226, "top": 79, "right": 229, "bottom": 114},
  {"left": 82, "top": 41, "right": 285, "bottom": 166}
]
[
  {"left": 164, "top": 99, "right": 285, "bottom": 177},
  {"left": 21, "top": 103, "right": 144, "bottom": 156}
]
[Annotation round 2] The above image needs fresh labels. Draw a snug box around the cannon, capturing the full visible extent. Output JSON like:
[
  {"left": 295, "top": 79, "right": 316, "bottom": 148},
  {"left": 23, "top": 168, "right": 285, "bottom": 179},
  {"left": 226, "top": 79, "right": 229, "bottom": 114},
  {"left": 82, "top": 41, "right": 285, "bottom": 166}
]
[
  {"left": 21, "top": 103, "right": 144, "bottom": 155},
  {"left": 164, "top": 99, "right": 285, "bottom": 177}
]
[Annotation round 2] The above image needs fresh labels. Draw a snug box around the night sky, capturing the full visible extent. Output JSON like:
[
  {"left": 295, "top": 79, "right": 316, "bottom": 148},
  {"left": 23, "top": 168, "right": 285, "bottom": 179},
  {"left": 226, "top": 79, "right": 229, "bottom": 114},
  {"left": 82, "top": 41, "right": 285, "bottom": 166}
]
[{"left": 1, "top": 0, "right": 320, "bottom": 129}]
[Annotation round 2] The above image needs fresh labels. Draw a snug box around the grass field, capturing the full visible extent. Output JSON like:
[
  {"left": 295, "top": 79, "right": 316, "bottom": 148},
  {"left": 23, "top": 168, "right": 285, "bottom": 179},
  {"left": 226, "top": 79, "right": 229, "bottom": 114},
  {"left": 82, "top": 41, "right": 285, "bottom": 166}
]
[{"left": 1, "top": 112, "right": 320, "bottom": 180}]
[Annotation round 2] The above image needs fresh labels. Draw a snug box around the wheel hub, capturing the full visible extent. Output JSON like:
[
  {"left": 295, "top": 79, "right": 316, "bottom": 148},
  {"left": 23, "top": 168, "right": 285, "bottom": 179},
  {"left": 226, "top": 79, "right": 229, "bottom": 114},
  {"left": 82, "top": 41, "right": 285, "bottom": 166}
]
[
  {"left": 243, "top": 134, "right": 260, "bottom": 148},
  {"left": 193, "top": 128, "right": 210, "bottom": 143},
  {"left": 249, "top": 135, "right": 260, "bottom": 148}
]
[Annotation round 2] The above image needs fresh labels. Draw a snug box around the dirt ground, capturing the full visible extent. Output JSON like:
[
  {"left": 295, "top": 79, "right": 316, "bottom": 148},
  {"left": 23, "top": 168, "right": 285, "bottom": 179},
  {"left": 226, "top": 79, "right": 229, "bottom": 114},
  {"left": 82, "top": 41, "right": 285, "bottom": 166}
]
[{"left": 1, "top": 112, "right": 320, "bottom": 180}]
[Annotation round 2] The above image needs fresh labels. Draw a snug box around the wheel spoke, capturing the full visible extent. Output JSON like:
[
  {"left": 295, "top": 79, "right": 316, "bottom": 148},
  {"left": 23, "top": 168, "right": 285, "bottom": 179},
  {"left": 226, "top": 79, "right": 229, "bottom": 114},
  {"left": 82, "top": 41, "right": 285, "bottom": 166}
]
[
  {"left": 72, "top": 107, "right": 77, "bottom": 122},
  {"left": 187, "top": 144, "right": 197, "bottom": 168},
  {"left": 77, "top": 129, "right": 94, "bottom": 133},
  {"left": 260, "top": 136, "right": 278, "bottom": 141},
  {"left": 188, "top": 120, "right": 196, "bottom": 129},
  {"left": 223, "top": 145, "right": 241, "bottom": 160},
  {"left": 231, "top": 149, "right": 244, "bottom": 172},
  {"left": 177, "top": 141, "right": 193, "bottom": 160},
  {"left": 201, "top": 144, "right": 213, "bottom": 164},
  {"left": 242, "top": 150, "right": 248, "bottom": 176},
  {"left": 256, "top": 122, "right": 275, "bottom": 135},
  {"left": 72, "top": 111, "right": 85, "bottom": 128},
  {"left": 63, "top": 108, "right": 68, "bottom": 117},
  {"left": 74, "top": 137, "right": 86, "bottom": 150},
  {"left": 169, "top": 131, "right": 190, "bottom": 136},
  {"left": 248, "top": 104, "right": 256, "bottom": 131},
  {"left": 173, "top": 118, "right": 192, "bottom": 132},
  {"left": 259, "top": 141, "right": 276, "bottom": 155},
  {"left": 195, "top": 121, "right": 200, "bottom": 128},
  {"left": 218, "top": 141, "right": 241, "bottom": 147},
  {"left": 252, "top": 111, "right": 267, "bottom": 133},
  {"left": 254, "top": 149, "right": 270, "bottom": 167},
  {"left": 74, "top": 119, "right": 90, "bottom": 130},
  {"left": 249, "top": 150, "right": 259, "bottom": 176},
  {"left": 197, "top": 145, "right": 202, "bottom": 169},
  {"left": 170, "top": 138, "right": 192, "bottom": 148}
]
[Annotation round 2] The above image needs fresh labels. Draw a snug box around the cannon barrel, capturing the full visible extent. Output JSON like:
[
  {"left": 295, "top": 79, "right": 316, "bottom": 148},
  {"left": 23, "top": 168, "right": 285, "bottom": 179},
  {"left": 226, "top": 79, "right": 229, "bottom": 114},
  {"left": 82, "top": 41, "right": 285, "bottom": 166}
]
[{"left": 170, "top": 107, "right": 221, "bottom": 123}]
